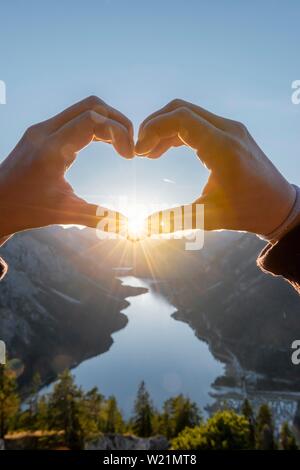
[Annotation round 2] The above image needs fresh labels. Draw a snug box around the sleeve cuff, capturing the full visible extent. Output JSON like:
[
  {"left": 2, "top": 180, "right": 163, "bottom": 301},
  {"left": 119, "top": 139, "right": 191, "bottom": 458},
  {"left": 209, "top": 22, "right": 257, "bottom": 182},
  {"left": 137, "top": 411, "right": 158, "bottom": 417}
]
[{"left": 257, "top": 224, "right": 300, "bottom": 292}]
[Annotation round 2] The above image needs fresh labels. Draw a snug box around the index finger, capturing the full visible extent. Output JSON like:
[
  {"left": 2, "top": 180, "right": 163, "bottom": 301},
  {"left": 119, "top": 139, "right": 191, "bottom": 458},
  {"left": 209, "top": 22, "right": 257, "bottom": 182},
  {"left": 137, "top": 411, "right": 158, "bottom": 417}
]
[
  {"left": 139, "top": 99, "right": 228, "bottom": 134},
  {"left": 43, "top": 95, "right": 134, "bottom": 138},
  {"left": 145, "top": 203, "right": 204, "bottom": 236},
  {"left": 51, "top": 110, "right": 134, "bottom": 159},
  {"left": 135, "top": 107, "right": 225, "bottom": 169}
]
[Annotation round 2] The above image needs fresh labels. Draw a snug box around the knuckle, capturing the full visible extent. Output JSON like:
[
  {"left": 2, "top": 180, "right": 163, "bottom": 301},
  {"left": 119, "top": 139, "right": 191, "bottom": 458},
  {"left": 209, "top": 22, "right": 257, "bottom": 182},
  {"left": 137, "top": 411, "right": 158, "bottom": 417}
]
[
  {"left": 169, "top": 98, "right": 185, "bottom": 109},
  {"left": 83, "top": 110, "right": 97, "bottom": 122},
  {"left": 232, "top": 120, "right": 248, "bottom": 135},
  {"left": 23, "top": 124, "right": 45, "bottom": 148},
  {"left": 176, "top": 106, "right": 191, "bottom": 121},
  {"left": 80, "top": 110, "right": 103, "bottom": 135},
  {"left": 86, "top": 95, "right": 103, "bottom": 108},
  {"left": 223, "top": 135, "right": 245, "bottom": 162},
  {"left": 24, "top": 124, "right": 42, "bottom": 140}
]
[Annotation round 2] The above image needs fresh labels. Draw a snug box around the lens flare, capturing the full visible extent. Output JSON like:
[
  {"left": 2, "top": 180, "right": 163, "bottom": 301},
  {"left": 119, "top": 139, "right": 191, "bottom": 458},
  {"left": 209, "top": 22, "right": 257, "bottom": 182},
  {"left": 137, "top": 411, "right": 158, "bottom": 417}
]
[{"left": 127, "top": 215, "right": 147, "bottom": 240}]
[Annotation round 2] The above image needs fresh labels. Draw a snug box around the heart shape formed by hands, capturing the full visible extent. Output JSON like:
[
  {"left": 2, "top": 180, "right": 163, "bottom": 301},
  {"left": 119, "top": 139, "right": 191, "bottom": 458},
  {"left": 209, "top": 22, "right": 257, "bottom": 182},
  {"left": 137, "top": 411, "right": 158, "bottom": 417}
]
[{"left": 0, "top": 96, "right": 295, "bottom": 241}]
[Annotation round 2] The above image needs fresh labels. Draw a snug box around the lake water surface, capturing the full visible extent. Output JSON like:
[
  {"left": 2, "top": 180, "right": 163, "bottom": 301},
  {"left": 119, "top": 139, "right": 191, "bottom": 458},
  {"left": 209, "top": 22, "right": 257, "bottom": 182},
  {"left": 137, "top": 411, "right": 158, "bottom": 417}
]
[{"left": 71, "top": 276, "right": 224, "bottom": 416}]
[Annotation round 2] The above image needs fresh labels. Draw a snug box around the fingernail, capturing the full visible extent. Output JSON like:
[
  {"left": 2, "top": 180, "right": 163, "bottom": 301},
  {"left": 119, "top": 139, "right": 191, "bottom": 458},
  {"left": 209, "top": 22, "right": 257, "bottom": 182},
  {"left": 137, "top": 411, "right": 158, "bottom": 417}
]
[
  {"left": 123, "top": 140, "right": 135, "bottom": 159},
  {"left": 135, "top": 140, "right": 144, "bottom": 155},
  {"left": 126, "top": 149, "right": 135, "bottom": 159}
]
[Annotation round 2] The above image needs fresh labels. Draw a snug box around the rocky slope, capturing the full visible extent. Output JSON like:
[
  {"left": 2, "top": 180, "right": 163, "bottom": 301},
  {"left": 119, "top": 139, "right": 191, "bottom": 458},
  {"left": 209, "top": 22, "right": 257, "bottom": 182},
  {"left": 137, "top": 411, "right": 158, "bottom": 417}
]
[
  {"left": 0, "top": 226, "right": 145, "bottom": 389},
  {"left": 156, "top": 234, "right": 300, "bottom": 390},
  {"left": 78, "top": 228, "right": 300, "bottom": 390},
  {"left": 1, "top": 225, "right": 300, "bottom": 395}
]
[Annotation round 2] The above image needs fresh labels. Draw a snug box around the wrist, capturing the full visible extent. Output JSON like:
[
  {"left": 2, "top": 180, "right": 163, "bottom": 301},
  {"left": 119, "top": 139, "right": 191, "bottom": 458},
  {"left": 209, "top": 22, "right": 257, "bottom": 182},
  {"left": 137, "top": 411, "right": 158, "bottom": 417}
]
[
  {"left": 259, "top": 184, "right": 300, "bottom": 242},
  {"left": 0, "top": 200, "right": 20, "bottom": 238}
]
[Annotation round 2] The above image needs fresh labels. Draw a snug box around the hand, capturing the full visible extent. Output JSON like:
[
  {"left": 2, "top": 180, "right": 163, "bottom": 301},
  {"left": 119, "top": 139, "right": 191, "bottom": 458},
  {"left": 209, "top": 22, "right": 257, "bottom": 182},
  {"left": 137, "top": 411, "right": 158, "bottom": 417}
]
[
  {"left": 0, "top": 96, "right": 133, "bottom": 237},
  {"left": 135, "top": 99, "right": 295, "bottom": 236}
]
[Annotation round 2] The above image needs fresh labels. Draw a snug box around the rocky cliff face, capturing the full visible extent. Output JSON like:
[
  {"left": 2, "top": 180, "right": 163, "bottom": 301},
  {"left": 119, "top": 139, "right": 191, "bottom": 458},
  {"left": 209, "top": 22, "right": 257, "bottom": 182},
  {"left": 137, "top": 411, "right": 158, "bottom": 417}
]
[
  {"left": 78, "top": 228, "right": 300, "bottom": 389},
  {"left": 157, "top": 234, "right": 300, "bottom": 390},
  {"left": 1, "top": 226, "right": 299, "bottom": 395},
  {"left": 0, "top": 227, "right": 144, "bottom": 389}
]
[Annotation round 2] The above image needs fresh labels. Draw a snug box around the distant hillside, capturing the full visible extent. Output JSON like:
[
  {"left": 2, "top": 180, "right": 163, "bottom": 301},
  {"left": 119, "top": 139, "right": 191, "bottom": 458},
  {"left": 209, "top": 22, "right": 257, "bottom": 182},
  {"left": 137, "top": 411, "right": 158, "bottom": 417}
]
[
  {"left": 0, "top": 227, "right": 145, "bottom": 389},
  {"left": 156, "top": 234, "right": 300, "bottom": 390},
  {"left": 1, "top": 226, "right": 300, "bottom": 394}
]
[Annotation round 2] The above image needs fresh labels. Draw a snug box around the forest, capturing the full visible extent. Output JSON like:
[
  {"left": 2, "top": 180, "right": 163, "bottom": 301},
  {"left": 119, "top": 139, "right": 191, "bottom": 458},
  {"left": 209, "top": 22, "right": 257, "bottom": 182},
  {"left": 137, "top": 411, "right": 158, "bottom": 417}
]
[{"left": 0, "top": 363, "right": 298, "bottom": 450}]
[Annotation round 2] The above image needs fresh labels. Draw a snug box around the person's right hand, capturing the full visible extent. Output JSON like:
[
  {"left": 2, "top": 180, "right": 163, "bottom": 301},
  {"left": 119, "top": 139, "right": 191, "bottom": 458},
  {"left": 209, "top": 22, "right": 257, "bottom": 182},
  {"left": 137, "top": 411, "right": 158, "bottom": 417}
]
[
  {"left": 135, "top": 99, "right": 295, "bottom": 237},
  {"left": 0, "top": 96, "right": 133, "bottom": 238}
]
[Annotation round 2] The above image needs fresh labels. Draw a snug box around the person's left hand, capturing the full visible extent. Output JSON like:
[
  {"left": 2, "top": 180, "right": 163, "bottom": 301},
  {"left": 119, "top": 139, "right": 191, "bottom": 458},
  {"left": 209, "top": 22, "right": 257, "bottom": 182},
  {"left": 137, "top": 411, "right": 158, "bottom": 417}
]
[{"left": 135, "top": 99, "right": 295, "bottom": 237}]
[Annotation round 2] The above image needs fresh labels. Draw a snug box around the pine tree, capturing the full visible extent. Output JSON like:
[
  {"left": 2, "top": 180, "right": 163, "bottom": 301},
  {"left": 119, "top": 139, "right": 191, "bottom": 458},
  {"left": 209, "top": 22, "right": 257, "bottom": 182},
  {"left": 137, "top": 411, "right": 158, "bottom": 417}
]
[
  {"left": 47, "top": 370, "right": 84, "bottom": 449},
  {"left": 279, "top": 422, "right": 298, "bottom": 450},
  {"left": 161, "top": 395, "right": 201, "bottom": 439},
  {"left": 241, "top": 399, "right": 255, "bottom": 448},
  {"left": 159, "top": 399, "right": 173, "bottom": 438},
  {"left": 255, "top": 404, "right": 276, "bottom": 450},
  {"left": 35, "top": 395, "right": 49, "bottom": 431},
  {"left": 82, "top": 387, "right": 103, "bottom": 437},
  {"left": 132, "top": 381, "right": 154, "bottom": 437},
  {"left": 27, "top": 372, "right": 41, "bottom": 429},
  {"left": 0, "top": 364, "right": 20, "bottom": 438},
  {"left": 241, "top": 399, "right": 253, "bottom": 420},
  {"left": 103, "top": 396, "right": 124, "bottom": 433}
]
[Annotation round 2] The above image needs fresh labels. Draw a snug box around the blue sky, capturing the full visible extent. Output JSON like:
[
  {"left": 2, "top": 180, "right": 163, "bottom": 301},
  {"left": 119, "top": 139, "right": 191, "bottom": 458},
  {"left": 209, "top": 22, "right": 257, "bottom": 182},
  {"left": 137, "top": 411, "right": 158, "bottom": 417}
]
[{"left": 0, "top": 0, "right": 299, "bottom": 213}]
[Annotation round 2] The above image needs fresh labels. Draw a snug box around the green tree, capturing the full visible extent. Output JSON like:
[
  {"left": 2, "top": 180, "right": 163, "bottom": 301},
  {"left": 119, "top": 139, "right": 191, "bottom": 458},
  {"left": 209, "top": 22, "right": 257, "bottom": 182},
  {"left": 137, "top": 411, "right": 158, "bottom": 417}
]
[
  {"left": 76, "top": 387, "right": 104, "bottom": 440},
  {"left": 35, "top": 395, "right": 49, "bottom": 431},
  {"left": 132, "top": 381, "right": 154, "bottom": 437},
  {"left": 255, "top": 404, "right": 277, "bottom": 450},
  {"left": 241, "top": 399, "right": 255, "bottom": 448},
  {"left": 0, "top": 364, "right": 20, "bottom": 438},
  {"left": 159, "top": 395, "right": 201, "bottom": 439},
  {"left": 103, "top": 396, "right": 124, "bottom": 433},
  {"left": 172, "top": 410, "right": 251, "bottom": 450},
  {"left": 279, "top": 422, "right": 298, "bottom": 450},
  {"left": 23, "top": 372, "right": 42, "bottom": 430},
  {"left": 47, "top": 370, "right": 84, "bottom": 449}
]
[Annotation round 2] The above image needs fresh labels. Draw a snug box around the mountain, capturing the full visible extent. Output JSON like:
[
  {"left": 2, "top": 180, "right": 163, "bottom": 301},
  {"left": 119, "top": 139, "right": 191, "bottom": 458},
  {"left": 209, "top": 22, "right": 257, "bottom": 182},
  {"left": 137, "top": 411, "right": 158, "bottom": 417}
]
[
  {"left": 152, "top": 234, "right": 300, "bottom": 391},
  {"left": 0, "top": 226, "right": 145, "bottom": 390},
  {"left": 1, "top": 225, "right": 300, "bottom": 396}
]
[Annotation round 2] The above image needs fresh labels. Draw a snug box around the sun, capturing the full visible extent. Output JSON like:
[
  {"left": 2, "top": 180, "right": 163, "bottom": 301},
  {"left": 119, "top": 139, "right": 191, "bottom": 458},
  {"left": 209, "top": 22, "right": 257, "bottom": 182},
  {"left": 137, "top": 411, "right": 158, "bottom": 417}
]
[
  {"left": 119, "top": 203, "right": 149, "bottom": 240},
  {"left": 127, "top": 214, "right": 147, "bottom": 240}
]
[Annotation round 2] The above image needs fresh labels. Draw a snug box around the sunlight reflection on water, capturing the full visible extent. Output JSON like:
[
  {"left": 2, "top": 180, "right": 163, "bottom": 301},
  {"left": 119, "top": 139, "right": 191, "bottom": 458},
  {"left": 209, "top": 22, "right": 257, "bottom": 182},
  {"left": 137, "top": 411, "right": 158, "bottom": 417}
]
[{"left": 70, "top": 276, "right": 224, "bottom": 416}]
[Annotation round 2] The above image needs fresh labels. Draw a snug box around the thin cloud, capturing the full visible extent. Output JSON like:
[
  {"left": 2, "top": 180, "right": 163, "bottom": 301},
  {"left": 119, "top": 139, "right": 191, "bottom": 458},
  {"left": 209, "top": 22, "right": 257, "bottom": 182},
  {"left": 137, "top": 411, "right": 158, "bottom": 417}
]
[{"left": 163, "top": 178, "right": 176, "bottom": 184}]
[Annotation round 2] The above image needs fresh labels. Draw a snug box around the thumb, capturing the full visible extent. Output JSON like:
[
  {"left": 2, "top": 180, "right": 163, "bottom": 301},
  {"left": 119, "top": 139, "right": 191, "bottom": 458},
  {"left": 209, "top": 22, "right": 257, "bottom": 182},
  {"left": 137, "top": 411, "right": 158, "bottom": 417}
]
[
  {"left": 145, "top": 203, "right": 205, "bottom": 236},
  {"left": 57, "top": 195, "right": 128, "bottom": 232}
]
